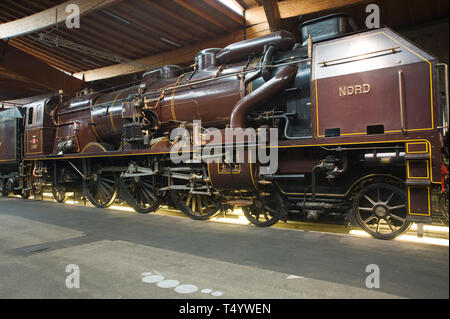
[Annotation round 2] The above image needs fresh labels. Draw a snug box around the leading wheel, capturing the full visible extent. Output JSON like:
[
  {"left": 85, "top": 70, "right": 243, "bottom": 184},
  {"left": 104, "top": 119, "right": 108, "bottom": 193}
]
[
  {"left": 20, "top": 189, "right": 31, "bottom": 199},
  {"left": 170, "top": 190, "right": 221, "bottom": 220},
  {"left": 242, "top": 192, "right": 285, "bottom": 227},
  {"left": 119, "top": 176, "right": 162, "bottom": 214},
  {"left": 352, "top": 183, "right": 411, "bottom": 240},
  {"left": 52, "top": 183, "right": 69, "bottom": 203},
  {"left": 83, "top": 169, "right": 119, "bottom": 208}
]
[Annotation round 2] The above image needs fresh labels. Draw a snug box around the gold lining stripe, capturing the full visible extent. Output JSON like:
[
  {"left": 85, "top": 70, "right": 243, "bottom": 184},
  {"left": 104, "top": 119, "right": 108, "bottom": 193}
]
[
  {"left": 170, "top": 88, "right": 177, "bottom": 121},
  {"left": 406, "top": 160, "right": 430, "bottom": 179},
  {"left": 406, "top": 142, "right": 428, "bottom": 154},
  {"left": 408, "top": 186, "right": 431, "bottom": 216},
  {"left": 81, "top": 142, "right": 108, "bottom": 154},
  {"left": 90, "top": 99, "right": 101, "bottom": 139},
  {"left": 207, "top": 162, "right": 215, "bottom": 188},
  {"left": 110, "top": 92, "right": 121, "bottom": 133},
  {"left": 90, "top": 114, "right": 100, "bottom": 139}
]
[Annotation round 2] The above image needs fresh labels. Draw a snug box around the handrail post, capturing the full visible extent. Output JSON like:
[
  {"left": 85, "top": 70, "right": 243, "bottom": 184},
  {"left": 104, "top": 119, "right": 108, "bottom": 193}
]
[
  {"left": 398, "top": 70, "right": 406, "bottom": 134},
  {"left": 437, "top": 63, "right": 449, "bottom": 135}
]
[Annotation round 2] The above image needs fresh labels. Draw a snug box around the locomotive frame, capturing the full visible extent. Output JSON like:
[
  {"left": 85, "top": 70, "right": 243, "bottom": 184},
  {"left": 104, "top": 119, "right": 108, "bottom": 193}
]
[{"left": 1, "top": 14, "right": 449, "bottom": 240}]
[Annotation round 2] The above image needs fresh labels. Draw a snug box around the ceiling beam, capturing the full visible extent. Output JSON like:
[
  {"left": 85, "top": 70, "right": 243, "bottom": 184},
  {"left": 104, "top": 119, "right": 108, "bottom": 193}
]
[
  {"left": 73, "top": 31, "right": 244, "bottom": 82},
  {"left": 0, "top": 40, "right": 84, "bottom": 96},
  {"left": 0, "top": 0, "right": 122, "bottom": 40},
  {"left": 173, "top": 0, "right": 235, "bottom": 32},
  {"left": 261, "top": 0, "right": 281, "bottom": 32},
  {"left": 246, "top": 0, "right": 364, "bottom": 26}
]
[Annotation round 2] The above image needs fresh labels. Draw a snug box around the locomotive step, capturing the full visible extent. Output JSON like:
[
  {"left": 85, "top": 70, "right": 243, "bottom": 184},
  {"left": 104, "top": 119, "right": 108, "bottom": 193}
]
[
  {"left": 405, "top": 154, "right": 430, "bottom": 160},
  {"left": 405, "top": 179, "right": 432, "bottom": 186}
]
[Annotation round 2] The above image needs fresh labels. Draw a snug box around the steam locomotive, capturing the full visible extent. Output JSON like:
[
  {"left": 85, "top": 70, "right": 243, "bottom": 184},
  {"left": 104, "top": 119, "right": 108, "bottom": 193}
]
[{"left": 1, "top": 14, "right": 448, "bottom": 239}]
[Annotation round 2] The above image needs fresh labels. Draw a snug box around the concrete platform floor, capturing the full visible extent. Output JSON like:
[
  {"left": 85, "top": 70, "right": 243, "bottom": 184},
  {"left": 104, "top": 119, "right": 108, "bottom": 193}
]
[{"left": 0, "top": 197, "right": 448, "bottom": 299}]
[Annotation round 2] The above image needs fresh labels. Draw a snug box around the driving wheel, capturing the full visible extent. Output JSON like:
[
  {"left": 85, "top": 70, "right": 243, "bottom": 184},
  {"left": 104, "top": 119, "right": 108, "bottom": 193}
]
[
  {"left": 170, "top": 190, "right": 221, "bottom": 220},
  {"left": 352, "top": 183, "right": 411, "bottom": 240},
  {"left": 242, "top": 192, "right": 285, "bottom": 227},
  {"left": 120, "top": 176, "right": 162, "bottom": 214},
  {"left": 83, "top": 169, "right": 119, "bottom": 208}
]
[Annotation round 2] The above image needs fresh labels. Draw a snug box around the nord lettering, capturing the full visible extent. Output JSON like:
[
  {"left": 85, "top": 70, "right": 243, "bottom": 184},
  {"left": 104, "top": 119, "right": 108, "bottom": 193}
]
[{"left": 339, "top": 84, "right": 371, "bottom": 96}]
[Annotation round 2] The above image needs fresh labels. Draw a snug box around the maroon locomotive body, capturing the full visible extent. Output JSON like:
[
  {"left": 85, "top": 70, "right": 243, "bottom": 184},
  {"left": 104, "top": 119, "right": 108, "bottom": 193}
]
[{"left": 1, "top": 14, "right": 448, "bottom": 239}]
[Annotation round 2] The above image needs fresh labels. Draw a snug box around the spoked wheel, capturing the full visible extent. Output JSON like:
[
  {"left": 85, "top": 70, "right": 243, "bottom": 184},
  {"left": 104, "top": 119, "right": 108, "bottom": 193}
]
[
  {"left": 52, "top": 183, "right": 69, "bottom": 203},
  {"left": 83, "top": 169, "right": 119, "bottom": 208},
  {"left": 352, "top": 183, "right": 411, "bottom": 240},
  {"left": 170, "top": 190, "right": 221, "bottom": 220},
  {"left": 242, "top": 192, "right": 286, "bottom": 227},
  {"left": 119, "top": 176, "right": 162, "bottom": 214},
  {"left": 20, "top": 189, "right": 31, "bottom": 199}
]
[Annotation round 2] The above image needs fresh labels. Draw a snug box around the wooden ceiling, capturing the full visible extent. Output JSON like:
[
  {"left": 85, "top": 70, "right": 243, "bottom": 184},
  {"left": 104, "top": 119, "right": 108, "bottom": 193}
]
[
  {"left": 0, "top": 0, "right": 448, "bottom": 101},
  {"left": 0, "top": 0, "right": 246, "bottom": 75}
]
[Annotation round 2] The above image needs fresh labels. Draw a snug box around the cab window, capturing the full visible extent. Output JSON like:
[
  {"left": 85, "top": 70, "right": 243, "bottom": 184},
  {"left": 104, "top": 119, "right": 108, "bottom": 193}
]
[
  {"left": 27, "top": 107, "right": 34, "bottom": 125},
  {"left": 35, "top": 104, "right": 43, "bottom": 124}
]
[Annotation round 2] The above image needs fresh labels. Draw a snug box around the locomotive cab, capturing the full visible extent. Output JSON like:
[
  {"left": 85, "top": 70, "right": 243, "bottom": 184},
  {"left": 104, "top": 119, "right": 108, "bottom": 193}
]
[{"left": 23, "top": 96, "right": 59, "bottom": 157}]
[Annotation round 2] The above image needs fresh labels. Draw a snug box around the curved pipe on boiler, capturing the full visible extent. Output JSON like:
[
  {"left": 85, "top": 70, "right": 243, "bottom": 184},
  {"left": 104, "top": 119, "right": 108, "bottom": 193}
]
[
  {"left": 261, "top": 45, "right": 278, "bottom": 82},
  {"left": 230, "top": 64, "right": 298, "bottom": 128}
]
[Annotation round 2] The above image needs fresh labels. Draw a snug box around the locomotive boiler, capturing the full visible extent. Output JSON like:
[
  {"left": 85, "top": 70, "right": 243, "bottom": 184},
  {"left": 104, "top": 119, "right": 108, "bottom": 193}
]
[{"left": 1, "top": 13, "right": 448, "bottom": 239}]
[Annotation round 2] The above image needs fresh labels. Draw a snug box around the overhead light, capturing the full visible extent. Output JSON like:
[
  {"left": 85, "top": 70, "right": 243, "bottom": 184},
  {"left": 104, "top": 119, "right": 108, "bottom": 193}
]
[
  {"left": 218, "top": 0, "right": 244, "bottom": 16},
  {"left": 102, "top": 9, "right": 132, "bottom": 25},
  {"left": 160, "top": 37, "right": 181, "bottom": 48},
  {"left": 56, "top": 68, "right": 74, "bottom": 76}
]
